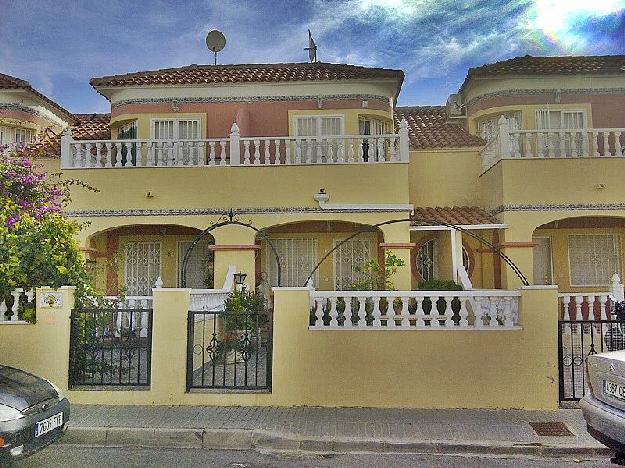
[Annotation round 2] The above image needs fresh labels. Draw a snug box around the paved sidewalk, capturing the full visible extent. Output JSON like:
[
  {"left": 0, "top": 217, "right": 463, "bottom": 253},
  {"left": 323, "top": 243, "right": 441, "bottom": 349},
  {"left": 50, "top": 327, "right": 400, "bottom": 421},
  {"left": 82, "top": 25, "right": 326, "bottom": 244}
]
[{"left": 62, "top": 405, "right": 611, "bottom": 457}]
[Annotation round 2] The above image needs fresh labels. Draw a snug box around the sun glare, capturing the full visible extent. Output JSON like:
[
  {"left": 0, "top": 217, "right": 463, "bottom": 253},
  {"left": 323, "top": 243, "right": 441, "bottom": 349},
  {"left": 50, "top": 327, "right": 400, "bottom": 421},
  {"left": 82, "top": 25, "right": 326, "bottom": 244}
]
[{"left": 530, "top": 0, "right": 624, "bottom": 49}]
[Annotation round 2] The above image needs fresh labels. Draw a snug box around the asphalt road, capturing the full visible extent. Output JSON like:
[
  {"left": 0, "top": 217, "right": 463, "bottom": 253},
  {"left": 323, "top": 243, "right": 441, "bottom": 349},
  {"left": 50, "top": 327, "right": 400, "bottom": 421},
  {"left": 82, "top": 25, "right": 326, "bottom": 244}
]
[{"left": 7, "top": 446, "right": 617, "bottom": 468}]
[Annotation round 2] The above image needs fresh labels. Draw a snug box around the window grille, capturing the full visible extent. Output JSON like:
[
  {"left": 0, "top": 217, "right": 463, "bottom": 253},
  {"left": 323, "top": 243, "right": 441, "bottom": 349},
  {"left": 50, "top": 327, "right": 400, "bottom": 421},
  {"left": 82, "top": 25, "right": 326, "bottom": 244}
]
[
  {"left": 568, "top": 234, "right": 620, "bottom": 286},
  {"left": 416, "top": 239, "right": 437, "bottom": 282},
  {"left": 124, "top": 242, "right": 161, "bottom": 295},
  {"left": 334, "top": 239, "right": 372, "bottom": 290},
  {"left": 267, "top": 238, "right": 318, "bottom": 288}
]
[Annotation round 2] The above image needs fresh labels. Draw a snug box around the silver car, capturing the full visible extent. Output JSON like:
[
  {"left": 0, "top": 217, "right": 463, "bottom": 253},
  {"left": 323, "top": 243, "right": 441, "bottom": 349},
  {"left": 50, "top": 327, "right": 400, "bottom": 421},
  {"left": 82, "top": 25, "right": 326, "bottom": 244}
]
[
  {"left": 581, "top": 350, "right": 625, "bottom": 465},
  {"left": 0, "top": 366, "right": 70, "bottom": 461}
]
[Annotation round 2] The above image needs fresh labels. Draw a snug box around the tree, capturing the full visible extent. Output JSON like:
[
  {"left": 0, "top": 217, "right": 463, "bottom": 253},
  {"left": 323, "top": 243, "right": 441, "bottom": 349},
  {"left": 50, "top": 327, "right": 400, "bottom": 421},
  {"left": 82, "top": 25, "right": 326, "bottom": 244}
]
[{"left": 0, "top": 149, "right": 94, "bottom": 318}]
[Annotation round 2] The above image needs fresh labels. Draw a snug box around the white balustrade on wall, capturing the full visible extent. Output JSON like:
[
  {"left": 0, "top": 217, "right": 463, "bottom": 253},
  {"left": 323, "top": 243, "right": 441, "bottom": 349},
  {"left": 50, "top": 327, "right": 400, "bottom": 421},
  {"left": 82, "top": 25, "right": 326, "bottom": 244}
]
[
  {"left": 309, "top": 290, "right": 521, "bottom": 330},
  {"left": 479, "top": 116, "right": 625, "bottom": 172},
  {"left": 60, "top": 121, "right": 409, "bottom": 169},
  {"left": 189, "top": 290, "right": 230, "bottom": 312},
  {"left": 0, "top": 288, "right": 34, "bottom": 323}
]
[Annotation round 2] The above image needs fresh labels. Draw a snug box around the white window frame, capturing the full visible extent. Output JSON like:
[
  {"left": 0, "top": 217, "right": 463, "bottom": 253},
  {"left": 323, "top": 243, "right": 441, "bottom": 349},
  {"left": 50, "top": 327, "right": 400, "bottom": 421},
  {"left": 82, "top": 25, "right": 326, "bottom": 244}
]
[
  {"left": 359, "top": 117, "right": 387, "bottom": 136},
  {"left": 150, "top": 118, "right": 201, "bottom": 140},
  {"left": 293, "top": 115, "right": 345, "bottom": 137},
  {"left": 567, "top": 234, "right": 621, "bottom": 287},
  {"left": 0, "top": 126, "right": 35, "bottom": 145},
  {"left": 535, "top": 108, "right": 587, "bottom": 130}
]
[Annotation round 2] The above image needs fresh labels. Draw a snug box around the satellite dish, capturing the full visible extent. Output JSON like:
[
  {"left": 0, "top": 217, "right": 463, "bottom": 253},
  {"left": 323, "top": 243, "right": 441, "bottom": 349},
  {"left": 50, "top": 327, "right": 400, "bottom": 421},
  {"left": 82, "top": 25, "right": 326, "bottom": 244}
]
[{"left": 205, "top": 30, "right": 226, "bottom": 65}]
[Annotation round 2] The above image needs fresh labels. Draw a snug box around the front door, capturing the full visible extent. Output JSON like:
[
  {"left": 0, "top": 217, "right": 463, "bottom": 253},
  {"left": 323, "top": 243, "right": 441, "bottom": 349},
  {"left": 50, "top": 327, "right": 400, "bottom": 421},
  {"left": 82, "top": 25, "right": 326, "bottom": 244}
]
[{"left": 533, "top": 237, "right": 553, "bottom": 285}]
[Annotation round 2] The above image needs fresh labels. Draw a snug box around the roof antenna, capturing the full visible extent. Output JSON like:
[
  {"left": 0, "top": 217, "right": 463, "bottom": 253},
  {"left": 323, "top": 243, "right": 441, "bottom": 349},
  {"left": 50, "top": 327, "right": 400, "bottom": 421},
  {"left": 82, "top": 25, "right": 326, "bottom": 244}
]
[
  {"left": 304, "top": 29, "right": 318, "bottom": 63},
  {"left": 206, "top": 30, "right": 227, "bottom": 66}
]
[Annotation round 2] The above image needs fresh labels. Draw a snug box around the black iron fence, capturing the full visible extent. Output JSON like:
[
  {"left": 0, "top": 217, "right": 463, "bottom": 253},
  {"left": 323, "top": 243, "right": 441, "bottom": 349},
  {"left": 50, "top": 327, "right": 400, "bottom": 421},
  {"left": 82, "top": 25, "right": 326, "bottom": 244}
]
[
  {"left": 186, "top": 310, "right": 272, "bottom": 391},
  {"left": 69, "top": 308, "right": 153, "bottom": 388},
  {"left": 559, "top": 319, "right": 625, "bottom": 401}
]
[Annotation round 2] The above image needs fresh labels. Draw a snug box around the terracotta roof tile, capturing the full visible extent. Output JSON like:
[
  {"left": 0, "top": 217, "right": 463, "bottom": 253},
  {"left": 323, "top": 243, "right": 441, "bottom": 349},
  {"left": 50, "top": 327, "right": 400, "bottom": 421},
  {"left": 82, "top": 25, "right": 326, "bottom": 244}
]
[
  {"left": 460, "top": 54, "right": 625, "bottom": 91},
  {"left": 411, "top": 207, "right": 499, "bottom": 226},
  {"left": 394, "top": 106, "right": 484, "bottom": 150},
  {"left": 71, "top": 113, "right": 111, "bottom": 140},
  {"left": 90, "top": 62, "right": 404, "bottom": 89},
  {"left": 0, "top": 73, "right": 74, "bottom": 122},
  {"left": 25, "top": 113, "right": 110, "bottom": 158}
]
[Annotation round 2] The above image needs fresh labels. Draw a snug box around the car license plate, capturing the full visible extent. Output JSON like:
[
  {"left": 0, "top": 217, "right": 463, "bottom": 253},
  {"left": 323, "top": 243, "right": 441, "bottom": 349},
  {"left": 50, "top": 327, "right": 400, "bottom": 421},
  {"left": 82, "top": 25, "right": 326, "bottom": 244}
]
[
  {"left": 604, "top": 380, "right": 625, "bottom": 401},
  {"left": 34, "top": 412, "right": 63, "bottom": 437}
]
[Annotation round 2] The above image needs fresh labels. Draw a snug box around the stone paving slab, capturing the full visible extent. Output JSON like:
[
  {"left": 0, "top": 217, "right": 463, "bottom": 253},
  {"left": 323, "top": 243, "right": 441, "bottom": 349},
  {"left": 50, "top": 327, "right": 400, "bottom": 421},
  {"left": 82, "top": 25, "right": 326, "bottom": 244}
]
[{"left": 62, "top": 405, "right": 612, "bottom": 456}]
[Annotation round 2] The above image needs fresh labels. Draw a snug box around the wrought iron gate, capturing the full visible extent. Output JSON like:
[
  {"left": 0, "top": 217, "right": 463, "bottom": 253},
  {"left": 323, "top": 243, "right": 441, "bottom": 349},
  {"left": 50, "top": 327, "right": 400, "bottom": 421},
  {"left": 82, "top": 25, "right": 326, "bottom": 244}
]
[
  {"left": 558, "top": 319, "right": 625, "bottom": 401},
  {"left": 186, "top": 310, "right": 272, "bottom": 391},
  {"left": 69, "top": 308, "right": 153, "bottom": 387}
]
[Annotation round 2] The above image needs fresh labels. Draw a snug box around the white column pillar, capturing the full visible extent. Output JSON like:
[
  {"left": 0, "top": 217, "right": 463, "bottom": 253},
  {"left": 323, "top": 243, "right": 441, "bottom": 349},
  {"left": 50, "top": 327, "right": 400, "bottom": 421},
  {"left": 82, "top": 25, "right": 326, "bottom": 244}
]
[
  {"left": 60, "top": 127, "right": 73, "bottom": 168},
  {"left": 497, "top": 115, "right": 510, "bottom": 159},
  {"left": 229, "top": 122, "right": 241, "bottom": 165},
  {"left": 450, "top": 228, "right": 458, "bottom": 283},
  {"left": 398, "top": 119, "right": 409, "bottom": 162}
]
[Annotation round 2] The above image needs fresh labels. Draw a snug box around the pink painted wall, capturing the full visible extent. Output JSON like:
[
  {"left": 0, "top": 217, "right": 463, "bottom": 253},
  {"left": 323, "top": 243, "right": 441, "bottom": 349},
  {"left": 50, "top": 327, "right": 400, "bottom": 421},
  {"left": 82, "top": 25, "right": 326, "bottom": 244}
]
[
  {"left": 112, "top": 98, "right": 390, "bottom": 137},
  {"left": 0, "top": 108, "right": 57, "bottom": 129},
  {"left": 466, "top": 93, "right": 625, "bottom": 128}
]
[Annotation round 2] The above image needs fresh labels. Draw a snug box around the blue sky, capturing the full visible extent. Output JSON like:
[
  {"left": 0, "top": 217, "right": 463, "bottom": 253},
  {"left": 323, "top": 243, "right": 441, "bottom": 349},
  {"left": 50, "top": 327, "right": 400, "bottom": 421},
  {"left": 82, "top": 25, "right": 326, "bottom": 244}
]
[{"left": 1, "top": 0, "right": 624, "bottom": 113}]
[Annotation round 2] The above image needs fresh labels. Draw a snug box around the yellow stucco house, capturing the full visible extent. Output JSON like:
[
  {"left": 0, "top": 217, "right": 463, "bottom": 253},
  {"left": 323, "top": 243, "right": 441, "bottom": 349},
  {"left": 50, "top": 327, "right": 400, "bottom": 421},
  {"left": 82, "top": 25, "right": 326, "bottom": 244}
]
[
  {"left": 3, "top": 55, "right": 625, "bottom": 304},
  {"left": 5, "top": 55, "right": 625, "bottom": 408}
]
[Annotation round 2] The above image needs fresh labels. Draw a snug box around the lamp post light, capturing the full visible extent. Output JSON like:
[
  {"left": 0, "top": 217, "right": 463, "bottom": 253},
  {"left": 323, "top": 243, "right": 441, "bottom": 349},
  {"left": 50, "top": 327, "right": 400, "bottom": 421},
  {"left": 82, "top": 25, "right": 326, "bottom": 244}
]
[{"left": 233, "top": 272, "right": 247, "bottom": 291}]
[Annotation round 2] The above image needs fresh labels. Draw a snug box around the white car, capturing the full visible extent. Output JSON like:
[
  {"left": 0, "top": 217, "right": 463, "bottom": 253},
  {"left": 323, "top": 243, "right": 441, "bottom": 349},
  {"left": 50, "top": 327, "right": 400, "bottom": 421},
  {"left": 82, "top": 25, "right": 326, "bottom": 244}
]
[{"left": 581, "top": 350, "right": 625, "bottom": 465}]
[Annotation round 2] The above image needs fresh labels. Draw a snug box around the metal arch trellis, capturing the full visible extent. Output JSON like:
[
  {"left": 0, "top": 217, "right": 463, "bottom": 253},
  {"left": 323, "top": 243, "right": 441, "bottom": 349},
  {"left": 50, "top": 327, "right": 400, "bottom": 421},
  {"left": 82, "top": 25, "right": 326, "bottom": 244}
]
[
  {"left": 302, "top": 218, "right": 530, "bottom": 288},
  {"left": 180, "top": 209, "right": 282, "bottom": 288}
]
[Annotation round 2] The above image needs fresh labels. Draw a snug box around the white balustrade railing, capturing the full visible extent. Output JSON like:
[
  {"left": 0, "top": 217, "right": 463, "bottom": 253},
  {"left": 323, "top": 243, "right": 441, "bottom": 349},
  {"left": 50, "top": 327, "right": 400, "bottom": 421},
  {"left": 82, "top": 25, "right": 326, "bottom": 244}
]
[
  {"left": 60, "top": 120, "right": 410, "bottom": 169},
  {"left": 0, "top": 288, "right": 35, "bottom": 323},
  {"left": 508, "top": 129, "right": 625, "bottom": 159},
  {"left": 239, "top": 134, "right": 401, "bottom": 165},
  {"left": 64, "top": 138, "right": 230, "bottom": 169},
  {"left": 102, "top": 295, "right": 153, "bottom": 309},
  {"left": 479, "top": 116, "right": 625, "bottom": 172},
  {"left": 310, "top": 290, "right": 521, "bottom": 330},
  {"left": 189, "top": 289, "right": 230, "bottom": 312}
]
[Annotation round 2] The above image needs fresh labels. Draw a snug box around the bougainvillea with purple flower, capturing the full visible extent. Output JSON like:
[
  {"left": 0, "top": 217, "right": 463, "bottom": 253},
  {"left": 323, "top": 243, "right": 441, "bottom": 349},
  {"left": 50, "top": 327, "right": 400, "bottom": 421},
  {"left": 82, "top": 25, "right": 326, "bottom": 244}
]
[{"left": 1, "top": 147, "right": 97, "bottom": 316}]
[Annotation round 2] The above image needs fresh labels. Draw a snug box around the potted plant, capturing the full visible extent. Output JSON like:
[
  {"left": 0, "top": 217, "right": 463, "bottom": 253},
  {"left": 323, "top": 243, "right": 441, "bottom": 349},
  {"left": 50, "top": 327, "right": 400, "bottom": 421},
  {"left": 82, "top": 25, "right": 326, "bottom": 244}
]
[{"left": 218, "top": 289, "right": 268, "bottom": 361}]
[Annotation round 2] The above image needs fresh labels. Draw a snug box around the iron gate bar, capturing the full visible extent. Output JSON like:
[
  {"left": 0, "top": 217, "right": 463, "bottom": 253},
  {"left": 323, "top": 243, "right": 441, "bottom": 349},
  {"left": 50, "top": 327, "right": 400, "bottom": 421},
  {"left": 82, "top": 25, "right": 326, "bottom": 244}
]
[
  {"left": 69, "top": 308, "right": 153, "bottom": 388},
  {"left": 186, "top": 310, "right": 272, "bottom": 391},
  {"left": 558, "top": 319, "right": 625, "bottom": 402}
]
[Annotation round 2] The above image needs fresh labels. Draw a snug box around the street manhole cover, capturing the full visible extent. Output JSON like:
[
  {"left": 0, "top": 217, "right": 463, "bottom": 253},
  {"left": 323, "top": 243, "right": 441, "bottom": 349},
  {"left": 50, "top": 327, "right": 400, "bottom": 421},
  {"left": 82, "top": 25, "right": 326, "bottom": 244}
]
[{"left": 530, "top": 421, "right": 574, "bottom": 436}]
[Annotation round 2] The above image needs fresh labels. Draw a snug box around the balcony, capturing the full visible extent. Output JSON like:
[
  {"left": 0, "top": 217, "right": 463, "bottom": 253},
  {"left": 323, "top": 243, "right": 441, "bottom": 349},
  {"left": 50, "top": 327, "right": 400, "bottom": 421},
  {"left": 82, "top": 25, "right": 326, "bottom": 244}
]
[
  {"left": 480, "top": 116, "right": 625, "bottom": 172},
  {"left": 60, "top": 121, "right": 410, "bottom": 169}
]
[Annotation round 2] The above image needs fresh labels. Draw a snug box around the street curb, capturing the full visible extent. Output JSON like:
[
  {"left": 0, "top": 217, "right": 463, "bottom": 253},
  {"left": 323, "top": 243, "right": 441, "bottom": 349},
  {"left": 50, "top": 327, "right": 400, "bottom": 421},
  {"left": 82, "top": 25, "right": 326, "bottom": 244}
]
[{"left": 59, "top": 426, "right": 613, "bottom": 457}]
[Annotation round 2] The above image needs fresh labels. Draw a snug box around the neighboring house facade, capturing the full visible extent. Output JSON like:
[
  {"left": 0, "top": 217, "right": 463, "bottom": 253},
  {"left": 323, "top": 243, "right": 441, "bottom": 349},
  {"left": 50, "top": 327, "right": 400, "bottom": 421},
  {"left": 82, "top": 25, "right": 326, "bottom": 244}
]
[
  {"left": 0, "top": 73, "right": 74, "bottom": 152},
  {"left": 15, "top": 55, "right": 625, "bottom": 300}
]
